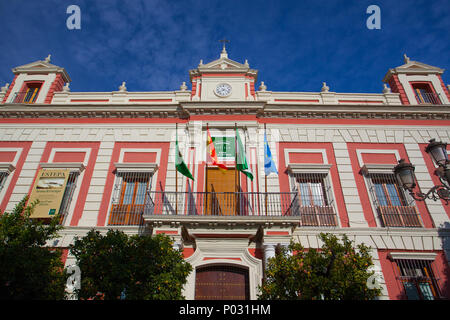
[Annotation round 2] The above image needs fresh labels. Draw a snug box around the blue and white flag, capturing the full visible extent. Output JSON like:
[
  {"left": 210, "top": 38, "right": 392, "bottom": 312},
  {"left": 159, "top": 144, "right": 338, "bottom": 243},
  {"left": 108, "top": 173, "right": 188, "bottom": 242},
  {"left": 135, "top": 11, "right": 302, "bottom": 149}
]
[{"left": 264, "top": 132, "right": 278, "bottom": 176}]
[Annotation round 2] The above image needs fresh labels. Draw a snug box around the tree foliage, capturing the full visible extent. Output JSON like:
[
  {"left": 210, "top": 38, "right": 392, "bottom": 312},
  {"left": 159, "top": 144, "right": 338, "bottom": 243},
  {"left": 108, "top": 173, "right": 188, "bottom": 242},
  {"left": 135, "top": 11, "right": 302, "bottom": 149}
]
[
  {"left": 258, "top": 233, "right": 381, "bottom": 300},
  {"left": 69, "top": 229, "right": 192, "bottom": 300},
  {"left": 0, "top": 196, "right": 67, "bottom": 299}
]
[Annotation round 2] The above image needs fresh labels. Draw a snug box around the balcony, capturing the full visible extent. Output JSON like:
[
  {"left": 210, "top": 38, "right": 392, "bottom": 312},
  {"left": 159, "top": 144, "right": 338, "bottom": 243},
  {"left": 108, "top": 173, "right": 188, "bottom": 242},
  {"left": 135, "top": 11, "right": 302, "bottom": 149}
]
[
  {"left": 10, "top": 91, "right": 39, "bottom": 104},
  {"left": 414, "top": 92, "right": 441, "bottom": 105},
  {"left": 108, "top": 191, "right": 339, "bottom": 227},
  {"left": 377, "top": 205, "right": 423, "bottom": 228}
]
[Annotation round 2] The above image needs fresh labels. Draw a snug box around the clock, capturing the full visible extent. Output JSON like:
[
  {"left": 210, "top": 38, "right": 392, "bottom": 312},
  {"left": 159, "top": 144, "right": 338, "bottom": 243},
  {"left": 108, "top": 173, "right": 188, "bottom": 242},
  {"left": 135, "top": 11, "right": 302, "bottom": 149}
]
[{"left": 214, "top": 83, "right": 232, "bottom": 97}]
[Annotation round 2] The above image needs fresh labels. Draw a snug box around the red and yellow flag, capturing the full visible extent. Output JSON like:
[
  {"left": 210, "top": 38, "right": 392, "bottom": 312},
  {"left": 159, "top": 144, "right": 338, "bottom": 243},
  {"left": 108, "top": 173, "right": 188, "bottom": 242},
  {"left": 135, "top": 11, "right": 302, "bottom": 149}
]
[{"left": 207, "top": 126, "right": 228, "bottom": 171}]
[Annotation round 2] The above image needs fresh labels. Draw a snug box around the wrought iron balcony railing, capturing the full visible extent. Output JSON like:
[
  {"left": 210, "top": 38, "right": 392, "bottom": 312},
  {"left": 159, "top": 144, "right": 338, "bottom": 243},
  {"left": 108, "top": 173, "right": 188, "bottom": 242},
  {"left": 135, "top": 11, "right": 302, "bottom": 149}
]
[
  {"left": 414, "top": 92, "right": 441, "bottom": 105},
  {"left": 107, "top": 191, "right": 339, "bottom": 227},
  {"left": 377, "top": 205, "right": 423, "bottom": 228},
  {"left": 10, "top": 91, "right": 39, "bottom": 104}
]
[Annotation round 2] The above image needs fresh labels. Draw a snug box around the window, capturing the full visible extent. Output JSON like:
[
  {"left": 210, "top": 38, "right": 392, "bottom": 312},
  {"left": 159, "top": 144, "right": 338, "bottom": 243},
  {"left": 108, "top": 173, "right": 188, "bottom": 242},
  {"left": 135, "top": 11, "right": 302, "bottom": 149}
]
[
  {"left": 288, "top": 166, "right": 338, "bottom": 226},
  {"left": 393, "top": 258, "right": 441, "bottom": 300},
  {"left": 108, "top": 171, "right": 153, "bottom": 225},
  {"left": 412, "top": 83, "right": 440, "bottom": 105},
  {"left": 58, "top": 172, "right": 79, "bottom": 225},
  {"left": 366, "top": 172, "right": 423, "bottom": 227},
  {"left": 13, "top": 82, "right": 42, "bottom": 104}
]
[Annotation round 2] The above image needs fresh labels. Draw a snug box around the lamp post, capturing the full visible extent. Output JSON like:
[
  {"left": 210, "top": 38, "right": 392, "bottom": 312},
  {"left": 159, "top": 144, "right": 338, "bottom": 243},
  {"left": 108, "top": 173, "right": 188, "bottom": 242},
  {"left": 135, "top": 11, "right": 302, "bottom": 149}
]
[{"left": 393, "top": 139, "right": 450, "bottom": 204}]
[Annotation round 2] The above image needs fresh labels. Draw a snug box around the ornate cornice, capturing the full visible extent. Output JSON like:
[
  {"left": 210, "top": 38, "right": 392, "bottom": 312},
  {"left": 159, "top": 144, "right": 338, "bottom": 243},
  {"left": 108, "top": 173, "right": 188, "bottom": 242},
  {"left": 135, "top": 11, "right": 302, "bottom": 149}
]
[{"left": 0, "top": 102, "right": 448, "bottom": 121}]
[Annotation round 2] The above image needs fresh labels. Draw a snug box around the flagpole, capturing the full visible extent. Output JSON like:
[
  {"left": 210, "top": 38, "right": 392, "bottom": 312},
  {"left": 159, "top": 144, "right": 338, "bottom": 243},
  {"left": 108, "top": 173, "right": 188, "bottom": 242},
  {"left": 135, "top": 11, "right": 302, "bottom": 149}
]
[
  {"left": 205, "top": 123, "right": 209, "bottom": 215},
  {"left": 264, "top": 123, "right": 268, "bottom": 216},
  {"left": 176, "top": 122, "right": 178, "bottom": 214}
]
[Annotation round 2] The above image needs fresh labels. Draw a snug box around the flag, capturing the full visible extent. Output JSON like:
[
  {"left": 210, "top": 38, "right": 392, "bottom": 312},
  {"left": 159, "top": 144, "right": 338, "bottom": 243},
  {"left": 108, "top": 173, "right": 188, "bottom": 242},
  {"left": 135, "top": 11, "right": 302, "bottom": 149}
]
[
  {"left": 175, "top": 129, "right": 194, "bottom": 181},
  {"left": 206, "top": 126, "right": 228, "bottom": 171},
  {"left": 264, "top": 131, "right": 278, "bottom": 176},
  {"left": 235, "top": 128, "right": 253, "bottom": 181}
]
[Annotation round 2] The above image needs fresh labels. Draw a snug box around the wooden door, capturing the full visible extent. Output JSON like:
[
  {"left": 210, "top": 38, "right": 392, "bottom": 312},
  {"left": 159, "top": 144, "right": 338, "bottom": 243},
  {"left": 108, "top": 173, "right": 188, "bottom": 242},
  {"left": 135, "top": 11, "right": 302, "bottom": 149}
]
[
  {"left": 205, "top": 168, "right": 236, "bottom": 215},
  {"left": 195, "top": 265, "right": 249, "bottom": 300}
]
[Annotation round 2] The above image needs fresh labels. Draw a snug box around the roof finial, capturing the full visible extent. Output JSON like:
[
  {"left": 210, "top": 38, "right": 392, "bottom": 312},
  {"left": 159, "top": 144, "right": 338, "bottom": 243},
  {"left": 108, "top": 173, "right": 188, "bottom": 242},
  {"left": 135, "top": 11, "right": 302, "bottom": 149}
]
[
  {"left": 403, "top": 53, "right": 410, "bottom": 63},
  {"left": 119, "top": 81, "right": 127, "bottom": 92},
  {"left": 44, "top": 54, "right": 51, "bottom": 63},
  {"left": 321, "top": 82, "right": 330, "bottom": 93},
  {"left": 219, "top": 39, "right": 229, "bottom": 58}
]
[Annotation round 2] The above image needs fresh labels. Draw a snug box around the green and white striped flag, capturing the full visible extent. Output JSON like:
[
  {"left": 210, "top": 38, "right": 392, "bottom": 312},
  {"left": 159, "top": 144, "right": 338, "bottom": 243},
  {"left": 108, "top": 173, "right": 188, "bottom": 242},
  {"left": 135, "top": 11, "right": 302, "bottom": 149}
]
[{"left": 235, "top": 128, "right": 253, "bottom": 181}]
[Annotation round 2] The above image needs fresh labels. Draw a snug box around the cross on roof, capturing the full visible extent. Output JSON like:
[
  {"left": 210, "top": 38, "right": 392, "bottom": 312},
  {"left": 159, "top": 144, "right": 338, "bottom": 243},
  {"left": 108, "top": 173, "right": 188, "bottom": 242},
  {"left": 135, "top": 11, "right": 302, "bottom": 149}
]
[{"left": 219, "top": 39, "right": 230, "bottom": 52}]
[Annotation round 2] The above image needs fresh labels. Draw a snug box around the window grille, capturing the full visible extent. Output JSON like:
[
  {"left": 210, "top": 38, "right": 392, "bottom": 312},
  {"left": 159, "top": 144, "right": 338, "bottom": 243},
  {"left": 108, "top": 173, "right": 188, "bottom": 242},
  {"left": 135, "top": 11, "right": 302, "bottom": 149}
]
[
  {"left": 290, "top": 172, "right": 338, "bottom": 226},
  {"left": 58, "top": 172, "right": 79, "bottom": 225},
  {"left": 0, "top": 171, "right": 9, "bottom": 192},
  {"left": 366, "top": 173, "right": 423, "bottom": 227},
  {"left": 108, "top": 171, "right": 153, "bottom": 225},
  {"left": 393, "top": 259, "right": 441, "bottom": 300}
]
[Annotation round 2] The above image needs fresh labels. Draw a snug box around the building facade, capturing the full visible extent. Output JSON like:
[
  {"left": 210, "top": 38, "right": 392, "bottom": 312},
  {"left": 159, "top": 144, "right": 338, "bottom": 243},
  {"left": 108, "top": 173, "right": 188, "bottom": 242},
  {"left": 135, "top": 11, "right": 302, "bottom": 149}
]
[{"left": 0, "top": 49, "right": 449, "bottom": 300}]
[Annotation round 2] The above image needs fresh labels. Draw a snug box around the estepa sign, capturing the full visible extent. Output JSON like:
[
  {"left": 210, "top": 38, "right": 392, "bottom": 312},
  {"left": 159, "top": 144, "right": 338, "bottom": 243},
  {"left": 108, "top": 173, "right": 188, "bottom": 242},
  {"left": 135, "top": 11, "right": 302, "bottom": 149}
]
[{"left": 29, "top": 169, "right": 71, "bottom": 218}]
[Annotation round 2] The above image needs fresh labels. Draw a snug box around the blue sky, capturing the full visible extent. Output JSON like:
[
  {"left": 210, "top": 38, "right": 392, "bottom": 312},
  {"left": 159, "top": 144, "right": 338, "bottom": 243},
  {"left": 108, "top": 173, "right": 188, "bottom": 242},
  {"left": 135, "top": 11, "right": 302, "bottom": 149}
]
[{"left": 0, "top": 0, "right": 449, "bottom": 94}]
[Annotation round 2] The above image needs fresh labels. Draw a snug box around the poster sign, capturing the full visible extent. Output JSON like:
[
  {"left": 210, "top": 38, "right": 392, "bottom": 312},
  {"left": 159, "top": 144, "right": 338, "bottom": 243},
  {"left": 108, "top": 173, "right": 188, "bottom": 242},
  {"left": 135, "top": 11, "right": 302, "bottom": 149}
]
[
  {"left": 29, "top": 169, "right": 70, "bottom": 218},
  {"left": 212, "top": 136, "right": 235, "bottom": 161}
]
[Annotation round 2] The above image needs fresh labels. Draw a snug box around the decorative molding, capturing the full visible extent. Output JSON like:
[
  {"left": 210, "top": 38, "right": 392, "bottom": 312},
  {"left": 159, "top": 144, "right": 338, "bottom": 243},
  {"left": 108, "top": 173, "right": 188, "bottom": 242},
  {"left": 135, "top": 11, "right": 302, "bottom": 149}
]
[
  {"left": 114, "top": 162, "right": 159, "bottom": 173},
  {"left": 388, "top": 252, "right": 437, "bottom": 261},
  {"left": 360, "top": 164, "right": 396, "bottom": 175},
  {"left": 0, "top": 163, "right": 15, "bottom": 173},
  {"left": 287, "top": 163, "right": 332, "bottom": 174},
  {"left": 39, "top": 162, "right": 85, "bottom": 173}
]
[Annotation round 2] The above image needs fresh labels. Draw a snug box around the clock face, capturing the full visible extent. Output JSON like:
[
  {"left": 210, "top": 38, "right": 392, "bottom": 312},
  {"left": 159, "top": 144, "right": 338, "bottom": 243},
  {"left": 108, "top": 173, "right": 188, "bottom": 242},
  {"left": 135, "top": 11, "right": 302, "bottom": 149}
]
[{"left": 215, "top": 83, "right": 232, "bottom": 97}]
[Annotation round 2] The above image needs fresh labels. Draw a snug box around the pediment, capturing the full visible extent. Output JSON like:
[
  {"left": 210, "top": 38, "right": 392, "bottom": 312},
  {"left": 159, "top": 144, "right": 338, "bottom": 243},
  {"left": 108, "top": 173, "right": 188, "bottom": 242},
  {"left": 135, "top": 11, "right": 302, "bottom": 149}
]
[
  {"left": 12, "top": 59, "right": 71, "bottom": 82},
  {"left": 199, "top": 57, "right": 249, "bottom": 72},
  {"left": 14, "top": 60, "right": 59, "bottom": 70},
  {"left": 395, "top": 60, "right": 444, "bottom": 73}
]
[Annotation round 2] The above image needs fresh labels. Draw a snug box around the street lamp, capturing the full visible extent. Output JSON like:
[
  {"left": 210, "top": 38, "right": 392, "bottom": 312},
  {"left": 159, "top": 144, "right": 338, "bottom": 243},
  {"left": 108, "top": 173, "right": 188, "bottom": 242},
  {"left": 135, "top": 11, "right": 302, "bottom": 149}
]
[{"left": 393, "top": 139, "right": 450, "bottom": 204}]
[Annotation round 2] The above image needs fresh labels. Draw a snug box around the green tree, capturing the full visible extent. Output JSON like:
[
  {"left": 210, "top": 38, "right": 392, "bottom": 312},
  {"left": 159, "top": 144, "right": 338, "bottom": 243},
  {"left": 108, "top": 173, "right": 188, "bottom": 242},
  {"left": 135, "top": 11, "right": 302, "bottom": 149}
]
[
  {"left": 0, "top": 196, "right": 67, "bottom": 300},
  {"left": 69, "top": 229, "right": 192, "bottom": 300},
  {"left": 258, "top": 233, "right": 381, "bottom": 300}
]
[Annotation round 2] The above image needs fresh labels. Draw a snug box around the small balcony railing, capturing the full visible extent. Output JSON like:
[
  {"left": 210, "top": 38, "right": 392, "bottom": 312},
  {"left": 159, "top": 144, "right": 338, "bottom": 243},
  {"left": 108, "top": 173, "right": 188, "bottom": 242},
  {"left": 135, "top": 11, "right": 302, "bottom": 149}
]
[
  {"left": 10, "top": 91, "right": 39, "bottom": 104},
  {"left": 377, "top": 205, "right": 423, "bottom": 228},
  {"left": 414, "top": 92, "right": 441, "bottom": 105},
  {"left": 114, "top": 191, "right": 338, "bottom": 227}
]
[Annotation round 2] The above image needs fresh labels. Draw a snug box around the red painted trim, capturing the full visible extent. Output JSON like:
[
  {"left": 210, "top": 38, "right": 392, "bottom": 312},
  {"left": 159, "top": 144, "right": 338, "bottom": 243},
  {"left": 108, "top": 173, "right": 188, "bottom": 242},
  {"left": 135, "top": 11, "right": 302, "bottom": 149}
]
[
  {"left": 129, "top": 99, "right": 172, "bottom": 102},
  {"left": 0, "top": 118, "right": 189, "bottom": 124},
  {"left": 96, "top": 142, "right": 170, "bottom": 226},
  {"left": 437, "top": 75, "right": 450, "bottom": 102},
  {"left": 155, "top": 230, "right": 179, "bottom": 235},
  {"left": 70, "top": 99, "right": 110, "bottom": 102},
  {"left": 419, "top": 143, "right": 450, "bottom": 219},
  {"left": 278, "top": 142, "right": 350, "bottom": 227},
  {"left": 201, "top": 73, "right": 246, "bottom": 77},
  {"left": 0, "top": 151, "right": 17, "bottom": 162},
  {"left": 248, "top": 248, "right": 263, "bottom": 259},
  {"left": 203, "top": 257, "right": 242, "bottom": 261},
  {"left": 34, "top": 142, "right": 100, "bottom": 226},
  {"left": 266, "top": 231, "right": 289, "bottom": 236},
  {"left": 0, "top": 141, "right": 32, "bottom": 212},
  {"left": 60, "top": 248, "right": 69, "bottom": 265},
  {"left": 182, "top": 247, "right": 195, "bottom": 258},
  {"left": 0, "top": 117, "right": 449, "bottom": 126},
  {"left": 45, "top": 74, "right": 65, "bottom": 104},
  {"left": 2, "top": 75, "right": 18, "bottom": 103},
  {"left": 346, "top": 143, "right": 434, "bottom": 228},
  {"left": 388, "top": 74, "right": 410, "bottom": 105},
  {"left": 338, "top": 100, "right": 383, "bottom": 104},
  {"left": 274, "top": 99, "right": 320, "bottom": 103},
  {"left": 245, "top": 83, "right": 248, "bottom": 99}
]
